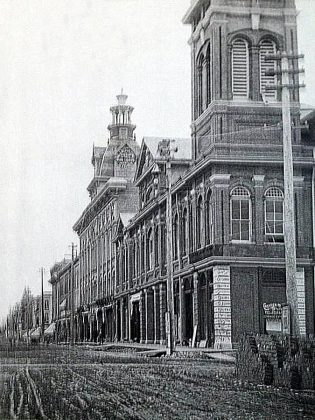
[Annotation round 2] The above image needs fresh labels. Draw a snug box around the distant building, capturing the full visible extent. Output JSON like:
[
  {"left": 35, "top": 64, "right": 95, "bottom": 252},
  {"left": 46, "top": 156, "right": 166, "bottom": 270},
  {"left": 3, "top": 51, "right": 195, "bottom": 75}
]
[{"left": 49, "top": 258, "right": 76, "bottom": 342}]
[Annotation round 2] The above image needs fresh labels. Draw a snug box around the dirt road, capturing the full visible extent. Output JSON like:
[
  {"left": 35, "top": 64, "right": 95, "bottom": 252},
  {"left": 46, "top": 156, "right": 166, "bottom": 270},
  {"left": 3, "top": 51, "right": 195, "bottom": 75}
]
[{"left": 0, "top": 344, "right": 314, "bottom": 419}]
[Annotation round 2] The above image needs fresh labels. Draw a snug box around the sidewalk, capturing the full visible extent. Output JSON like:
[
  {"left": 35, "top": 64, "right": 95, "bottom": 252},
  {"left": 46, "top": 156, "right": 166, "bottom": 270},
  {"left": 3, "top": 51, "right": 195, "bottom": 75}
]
[{"left": 77, "top": 341, "right": 236, "bottom": 363}]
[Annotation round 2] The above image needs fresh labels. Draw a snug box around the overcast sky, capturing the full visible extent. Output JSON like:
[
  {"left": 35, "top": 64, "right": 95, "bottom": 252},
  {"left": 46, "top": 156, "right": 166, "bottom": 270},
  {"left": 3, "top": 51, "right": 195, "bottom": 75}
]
[{"left": 0, "top": 0, "right": 314, "bottom": 321}]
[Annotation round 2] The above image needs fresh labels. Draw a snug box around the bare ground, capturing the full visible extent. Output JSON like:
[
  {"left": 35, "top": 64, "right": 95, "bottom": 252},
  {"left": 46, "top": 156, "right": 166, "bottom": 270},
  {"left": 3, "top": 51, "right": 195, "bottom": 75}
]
[{"left": 0, "top": 344, "right": 314, "bottom": 419}]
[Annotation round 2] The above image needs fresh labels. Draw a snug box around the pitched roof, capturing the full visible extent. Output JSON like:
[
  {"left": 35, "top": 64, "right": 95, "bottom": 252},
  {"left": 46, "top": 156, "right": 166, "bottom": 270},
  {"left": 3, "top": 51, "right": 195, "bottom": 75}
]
[
  {"left": 300, "top": 103, "right": 315, "bottom": 122},
  {"left": 120, "top": 212, "right": 136, "bottom": 227},
  {"left": 143, "top": 137, "right": 191, "bottom": 160}
]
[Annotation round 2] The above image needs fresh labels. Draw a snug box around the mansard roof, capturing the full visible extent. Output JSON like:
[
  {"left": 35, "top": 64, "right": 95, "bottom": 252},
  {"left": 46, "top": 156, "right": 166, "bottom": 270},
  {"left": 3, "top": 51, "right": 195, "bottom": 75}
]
[{"left": 92, "top": 146, "right": 106, "bottom": 165}]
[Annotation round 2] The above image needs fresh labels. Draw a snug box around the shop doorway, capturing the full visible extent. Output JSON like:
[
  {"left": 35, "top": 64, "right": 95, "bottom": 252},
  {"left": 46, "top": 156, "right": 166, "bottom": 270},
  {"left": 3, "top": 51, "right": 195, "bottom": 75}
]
[{"left": 131, "top": 301, "right": 140, "bottom": 342}]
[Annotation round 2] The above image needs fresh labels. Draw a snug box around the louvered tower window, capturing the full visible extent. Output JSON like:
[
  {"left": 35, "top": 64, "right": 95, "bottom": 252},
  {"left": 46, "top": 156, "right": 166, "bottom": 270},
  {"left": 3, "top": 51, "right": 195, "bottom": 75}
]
[
  {"left": 232, "top": 38, "right": 249, "bottom": 99},
  {"left": 260, "top": 39, "right": 277, "bottom": 101}
]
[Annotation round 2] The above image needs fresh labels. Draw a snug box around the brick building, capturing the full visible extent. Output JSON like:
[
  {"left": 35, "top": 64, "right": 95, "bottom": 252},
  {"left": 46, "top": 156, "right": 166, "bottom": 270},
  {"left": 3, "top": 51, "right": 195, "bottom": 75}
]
[
  {"left": 49, "top": 258, "right": 76, "bottom": 342},
  {"left": 72, "top": 92, "right": 140, "bottom": 342},
  {"left": 49, "top": 0, "right": 315, "bottom": 347},
  {"left": 114, "top": 0, "right": 315, "bottom": 348}
]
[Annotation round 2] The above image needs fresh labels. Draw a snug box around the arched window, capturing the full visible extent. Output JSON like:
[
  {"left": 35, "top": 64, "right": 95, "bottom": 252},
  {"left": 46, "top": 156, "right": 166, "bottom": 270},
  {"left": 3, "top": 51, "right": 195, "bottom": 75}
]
[
  {"left": 264, "top": 187, "right": 284, "bottom": 243},
  {"left": 141, "top": 233, "right": 145, "bottom": 271},
  {"left": 206, "top": 44, "right": 211, "bottom": 105},
  {"left": 161, "top": 223, "right": 166, "bottom": 267},
  {"left": 232, "top": 38, "right": 249, "bottom": 99},
  {"left": 189, "top": 203, "right": 193, "bottom": 252},
  {"left": 259, "top": 39, "right": 277, "bottom": 101},
  {"left": 230, "top": 186, "right": 251, "bottom": 241},
  {"left": 206, "top": 190, "right": 214, "bottom": 245},
  {"left": 182, "top": 208, "right": 188, "bottom": 255},
  {"left": 196, "top": 196, "right": 204, "bottom": 249},
  {"left": 173, "top": 213, "right": 179, "bottom": 260},
  {"left": 136, "top": 241, "right": 140, "bottom": 276},
  {"left": 147, "top": 228, "right": 154, "bottom": 270},
  {"left": 154, "top": 226, "right": 159, "bottom": 267},
  {"left": 197, "top": 53, "right": 204, "bottom": 116},
  {"left": 132, "top": 241, "right": 136, "bottom": 279}
]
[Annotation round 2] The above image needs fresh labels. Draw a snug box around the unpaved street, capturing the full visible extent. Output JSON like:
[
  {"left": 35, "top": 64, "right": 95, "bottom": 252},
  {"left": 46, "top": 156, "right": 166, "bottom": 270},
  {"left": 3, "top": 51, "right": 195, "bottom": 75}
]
[{"left": 0, "top": 344, "right": 314, "bottom": 419}]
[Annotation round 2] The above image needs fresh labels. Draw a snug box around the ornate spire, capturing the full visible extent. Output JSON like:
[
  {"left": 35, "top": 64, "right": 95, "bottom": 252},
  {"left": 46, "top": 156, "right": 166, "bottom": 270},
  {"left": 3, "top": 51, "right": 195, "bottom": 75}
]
[
  {"left": 117, "top": 88, "right": 128, "bottom": 106},
  {"left": 108, "top": 91, "right": 136, "bottom": 141}
]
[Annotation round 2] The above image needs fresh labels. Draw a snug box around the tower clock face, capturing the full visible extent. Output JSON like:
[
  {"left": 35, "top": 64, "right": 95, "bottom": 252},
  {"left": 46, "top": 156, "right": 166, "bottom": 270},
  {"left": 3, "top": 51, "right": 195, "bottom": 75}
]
[{"left": 116, "top": 144, "right": 136, "bottom": 167}]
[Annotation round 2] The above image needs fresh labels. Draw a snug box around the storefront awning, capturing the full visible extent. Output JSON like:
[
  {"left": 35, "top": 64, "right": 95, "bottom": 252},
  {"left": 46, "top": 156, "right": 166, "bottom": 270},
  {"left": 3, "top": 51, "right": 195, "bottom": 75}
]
[{"left": 44, "top": 322, "right": 56, "bottom": 336}]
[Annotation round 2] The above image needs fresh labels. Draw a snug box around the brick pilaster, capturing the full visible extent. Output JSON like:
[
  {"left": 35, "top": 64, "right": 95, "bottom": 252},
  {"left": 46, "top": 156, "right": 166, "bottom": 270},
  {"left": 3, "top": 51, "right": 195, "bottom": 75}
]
[
  {"left": 153, "top": 286, "right": 160, "bottom": 344},
  {"left": 145, "top": 288, "right": 154, "bottom": 344},
  {"left": 179, "top": 277, "right": 185, "bottom": 344},
  {"left": 253, "top": 175, "right": 265, "bottom": 244},
  {"left": 139, "top": 290, "right": 146, "bottom": 344},
  {"left": 159, "top": 283, "right": 167, "bottom": 344},
  {"left": 193, "top": 272, "right": 199, "bottom": 343}
]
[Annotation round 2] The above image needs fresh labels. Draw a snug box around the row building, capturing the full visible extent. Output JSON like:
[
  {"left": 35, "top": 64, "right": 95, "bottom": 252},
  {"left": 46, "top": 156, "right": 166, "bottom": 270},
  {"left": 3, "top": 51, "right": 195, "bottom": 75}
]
[{"left": 49, "top": 0, "right": 315, "bottom": 348}]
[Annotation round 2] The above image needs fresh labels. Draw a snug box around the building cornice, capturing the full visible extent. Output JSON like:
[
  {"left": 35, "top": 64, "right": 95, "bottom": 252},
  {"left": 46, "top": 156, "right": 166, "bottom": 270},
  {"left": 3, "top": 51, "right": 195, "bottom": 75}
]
[
  {"left": 73, "top": 178, "right": 127, "bottom": 235},
  {"left": 184, "top": 3, "right": 297, "bottom": 43}
]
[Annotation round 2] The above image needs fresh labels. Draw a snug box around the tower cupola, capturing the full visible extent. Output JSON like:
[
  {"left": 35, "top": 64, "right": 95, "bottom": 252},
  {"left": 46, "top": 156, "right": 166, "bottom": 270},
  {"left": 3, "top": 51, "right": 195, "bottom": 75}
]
[{"left": 108, "top": 90, "right": 136, "bottom": 142}]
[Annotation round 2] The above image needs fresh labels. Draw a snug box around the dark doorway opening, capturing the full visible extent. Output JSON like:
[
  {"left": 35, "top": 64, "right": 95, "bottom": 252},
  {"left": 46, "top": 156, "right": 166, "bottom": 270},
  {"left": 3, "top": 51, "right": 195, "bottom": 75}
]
[
  {"left": 131, "top": 301, "right": 140, "bottom": 342},
  {"left": 185, "top": 292, "right": 193, "bottom": 340}
]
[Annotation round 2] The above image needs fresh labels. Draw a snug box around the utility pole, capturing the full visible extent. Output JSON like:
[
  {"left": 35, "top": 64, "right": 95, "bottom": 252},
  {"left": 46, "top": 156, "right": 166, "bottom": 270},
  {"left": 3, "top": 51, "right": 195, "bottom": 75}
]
[
  {"left": 40, "top": 267, "right": 45, "bottom": 341},
  {"left": 160, "top": 140, "right": 177, "bottom": 355},
  {"left": 69, "top": 243, "right": 77, "bottom": 345},
  {"left": 265, "top": 51, "right": 305, "bottom": 335}
]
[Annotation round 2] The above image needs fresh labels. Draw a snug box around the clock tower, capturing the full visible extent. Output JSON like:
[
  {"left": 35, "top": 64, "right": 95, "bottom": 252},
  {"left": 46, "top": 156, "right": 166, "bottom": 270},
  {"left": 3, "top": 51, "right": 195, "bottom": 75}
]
[{"left": 88, "top": 92, "right": 140, "bottom": 199}]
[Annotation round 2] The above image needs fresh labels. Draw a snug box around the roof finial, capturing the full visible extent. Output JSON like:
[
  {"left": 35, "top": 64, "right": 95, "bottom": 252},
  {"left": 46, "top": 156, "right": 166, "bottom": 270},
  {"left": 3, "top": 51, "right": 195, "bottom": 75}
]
[{"left": 117, "top": 88, "right": 128, "bottom": 105}]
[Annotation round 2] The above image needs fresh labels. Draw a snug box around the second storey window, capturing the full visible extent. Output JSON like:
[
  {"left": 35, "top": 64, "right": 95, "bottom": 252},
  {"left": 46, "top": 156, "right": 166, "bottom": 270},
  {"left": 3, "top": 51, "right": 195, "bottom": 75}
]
[
  {"left": 232, "top": 38, "right": 249, "bottom": 99},
  {"left": 147, "top": 228, "right": 154, "bottom": 270},
  {"left": 182, "top": 208, "right": 188, "bottom": 255},
  {"left": 196, "top": 196, "right": 204, "bottom": 249},
  {"left": 173, "top": 213, "right": 179, "bottom": 260},
  {"left": 265, "top": 187, "right": 284, "bottom": 243},
  {"left": 206, "top": 190, "right": 214, "bottom": 245},
  {"left": 230, "top": 186, "right": 251, "bottom": 242}
]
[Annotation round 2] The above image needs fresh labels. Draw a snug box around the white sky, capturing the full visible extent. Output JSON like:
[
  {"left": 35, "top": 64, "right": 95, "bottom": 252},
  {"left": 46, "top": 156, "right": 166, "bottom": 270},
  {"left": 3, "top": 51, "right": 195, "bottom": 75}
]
[{"left": 0, "top": 0, "right": 314, "bottom": 321}]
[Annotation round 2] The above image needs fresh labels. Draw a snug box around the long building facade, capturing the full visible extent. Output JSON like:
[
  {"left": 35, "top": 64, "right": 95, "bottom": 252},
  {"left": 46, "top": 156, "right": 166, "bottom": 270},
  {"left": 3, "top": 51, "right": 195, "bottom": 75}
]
[
  {"left": 49, "top": 0, "right": 315, "bottom": 347},
  {"left": 72, "top": 92, "right": 141, "bottom": 343},
  {"left": 113, "top": 0, "right": 315, "bottom": 348}
]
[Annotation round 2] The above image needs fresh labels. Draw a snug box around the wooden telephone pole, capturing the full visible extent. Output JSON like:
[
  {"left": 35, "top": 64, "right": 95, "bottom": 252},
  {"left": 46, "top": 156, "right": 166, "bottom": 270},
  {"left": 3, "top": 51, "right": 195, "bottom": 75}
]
[
  {"left": 69, "top": 242, "right": 77, "bottom": 345},
  {"left": 159, "top": 140, "right": 177, "bottom": 355},
  {"left": 265, "top": 51, "right": 305, "bottom": 335},
  {"left": 40, "top": 267, "right": 45, "bottom": 341}
]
